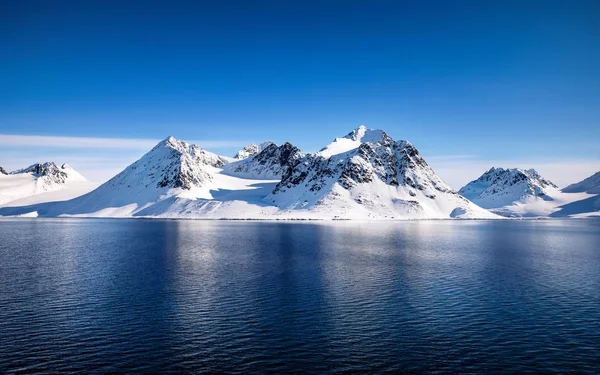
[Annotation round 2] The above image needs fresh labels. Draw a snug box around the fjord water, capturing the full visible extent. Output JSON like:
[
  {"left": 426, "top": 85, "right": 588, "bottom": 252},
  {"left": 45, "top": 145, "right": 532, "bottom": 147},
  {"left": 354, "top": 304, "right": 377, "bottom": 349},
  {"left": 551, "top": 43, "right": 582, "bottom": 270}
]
[{"left": 1, "top": 219, "right": 599, "bottom": 374}]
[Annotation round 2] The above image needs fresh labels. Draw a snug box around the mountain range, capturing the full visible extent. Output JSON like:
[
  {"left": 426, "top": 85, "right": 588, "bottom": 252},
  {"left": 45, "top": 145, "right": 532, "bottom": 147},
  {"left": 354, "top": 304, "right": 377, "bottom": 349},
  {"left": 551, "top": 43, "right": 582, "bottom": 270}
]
[{"left": 0, "top": 126, "right": 598, "bottom": 219}]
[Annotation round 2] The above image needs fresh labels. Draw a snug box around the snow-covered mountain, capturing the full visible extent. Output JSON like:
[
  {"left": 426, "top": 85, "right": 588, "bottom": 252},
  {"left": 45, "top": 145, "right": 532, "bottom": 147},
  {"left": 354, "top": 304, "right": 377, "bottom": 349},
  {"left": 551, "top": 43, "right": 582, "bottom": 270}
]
[
  {"left": 32, "top": 136, "right": 238, "bottom": 216},
  {"left": 0, "top": 166, "right": 7, "bottom": 175},
  {"left": 233, "top": 142, "right": 275, "bottom": 159},
  {"left": 459, "top": 167, "right": 600, "bottom": 217},
  {"left": 459, "top": 167, "right": 558, "bottom": 208},
  {"left": 222, "top": 142, "right": 304, "bottom": 179},
  {"left": 267, "top": 126, "right": 496, "bottom": 219},
  {"left": 0, "top": 162, "right": 93, "bottom": 207},
  {"left": 562, "top": 171, "right": 600, "bottom": 194},
  {"left": 0, "top": 128, "right": 499, "bottom": 219}
]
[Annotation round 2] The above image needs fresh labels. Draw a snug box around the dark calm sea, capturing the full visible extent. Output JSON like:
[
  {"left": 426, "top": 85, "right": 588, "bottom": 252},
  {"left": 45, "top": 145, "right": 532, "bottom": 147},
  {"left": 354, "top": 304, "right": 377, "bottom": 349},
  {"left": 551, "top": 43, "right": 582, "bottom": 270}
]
[{"left": 1, "top": 219, "right": 599, "bottom": 374}]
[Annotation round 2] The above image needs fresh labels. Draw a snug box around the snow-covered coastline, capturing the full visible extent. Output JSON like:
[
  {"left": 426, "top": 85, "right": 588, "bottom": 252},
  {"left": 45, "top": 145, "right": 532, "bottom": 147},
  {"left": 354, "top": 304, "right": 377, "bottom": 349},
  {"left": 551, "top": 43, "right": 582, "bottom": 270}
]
[{"left": 1, "top": 126, "right": 598, "bottom": 220}]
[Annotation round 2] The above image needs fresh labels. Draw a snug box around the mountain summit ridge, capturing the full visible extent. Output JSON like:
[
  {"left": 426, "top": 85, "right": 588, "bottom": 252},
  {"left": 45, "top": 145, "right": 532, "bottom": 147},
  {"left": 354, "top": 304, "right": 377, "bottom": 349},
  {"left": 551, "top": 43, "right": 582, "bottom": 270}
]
[{"left": 458, "top": 167, "right": 558, "bottom": 210}]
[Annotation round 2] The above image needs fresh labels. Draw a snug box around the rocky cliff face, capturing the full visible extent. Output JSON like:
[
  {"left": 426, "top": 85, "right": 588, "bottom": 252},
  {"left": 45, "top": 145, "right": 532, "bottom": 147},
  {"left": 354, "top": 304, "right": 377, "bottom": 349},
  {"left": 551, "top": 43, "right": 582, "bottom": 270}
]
[
  {"left": 223, "top": 142, "right": 304, "bottom": 179},
  {"left": 0, "top": 166, "right": 7, "bottom": 175}
]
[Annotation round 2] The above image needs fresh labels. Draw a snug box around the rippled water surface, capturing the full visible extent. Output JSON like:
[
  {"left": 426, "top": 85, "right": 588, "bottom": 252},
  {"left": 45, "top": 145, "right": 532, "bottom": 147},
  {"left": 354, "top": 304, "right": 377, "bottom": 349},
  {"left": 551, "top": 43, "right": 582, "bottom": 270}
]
[{"left": 1, "top": 219, "right": 599, "bottom": 374}]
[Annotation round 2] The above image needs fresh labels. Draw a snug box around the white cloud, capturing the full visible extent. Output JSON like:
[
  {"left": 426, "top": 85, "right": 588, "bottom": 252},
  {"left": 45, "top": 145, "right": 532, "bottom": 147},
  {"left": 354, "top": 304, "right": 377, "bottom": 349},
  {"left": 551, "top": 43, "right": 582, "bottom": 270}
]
[{"left": 0, "top": 134, "right": 245, "bottom": 149}]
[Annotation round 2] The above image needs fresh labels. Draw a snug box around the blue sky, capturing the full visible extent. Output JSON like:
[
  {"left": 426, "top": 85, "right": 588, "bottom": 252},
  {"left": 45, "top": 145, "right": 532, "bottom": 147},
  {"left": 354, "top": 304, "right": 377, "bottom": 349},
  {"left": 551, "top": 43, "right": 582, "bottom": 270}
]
[{"left": 1, "top": 0, "right": 599, "bottom": 187}]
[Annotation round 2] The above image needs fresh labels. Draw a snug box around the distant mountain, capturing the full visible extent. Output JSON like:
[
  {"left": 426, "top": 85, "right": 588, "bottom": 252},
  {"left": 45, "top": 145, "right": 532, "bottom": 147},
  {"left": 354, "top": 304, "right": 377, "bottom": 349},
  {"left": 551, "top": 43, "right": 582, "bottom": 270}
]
[
  {"left": 0, "top": 128, "right": 498, "bottom": 219},
  {"left": 459, "top": 167, "right": 558, "bottom": 209},
  {"left": 233, "top": 142, "right": 276, "bottom": 159},
  {"left": 562, "top": 171, "right": 600, "bottom": 194},
  {"left": 0, "top": 166, "right": 7, "bottom": 175},
  {"left": 459, "top": 168, "right": 600, "bottom": 218},
  {"left": 223, "top": 142, "right": 304, "bottom": 179},
  {"left": 0, "top": 162, "right": 91, "bottom": 206}
]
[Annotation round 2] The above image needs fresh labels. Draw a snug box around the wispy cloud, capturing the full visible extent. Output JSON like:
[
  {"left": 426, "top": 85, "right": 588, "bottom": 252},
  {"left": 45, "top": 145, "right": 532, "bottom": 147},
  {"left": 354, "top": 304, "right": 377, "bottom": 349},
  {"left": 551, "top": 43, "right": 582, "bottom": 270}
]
[
  {"left": 0, "top": 134, "right": 246, "bottom": 149},
  {"left": 0, "top": 134, "right": 249, "bottom": 183}
]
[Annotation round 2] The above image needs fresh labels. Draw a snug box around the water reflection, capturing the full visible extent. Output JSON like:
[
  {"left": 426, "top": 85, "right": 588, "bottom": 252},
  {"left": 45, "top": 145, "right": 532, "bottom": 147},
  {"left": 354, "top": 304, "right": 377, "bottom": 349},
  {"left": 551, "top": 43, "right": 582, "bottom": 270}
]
[{"left": 0, "top": 219, "right": 599, "bottom": 373}]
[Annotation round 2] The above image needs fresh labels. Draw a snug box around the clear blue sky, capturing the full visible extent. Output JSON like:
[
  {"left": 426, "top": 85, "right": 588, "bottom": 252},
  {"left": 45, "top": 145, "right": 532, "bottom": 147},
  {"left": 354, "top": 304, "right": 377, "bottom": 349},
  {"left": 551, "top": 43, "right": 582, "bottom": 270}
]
[{"left": 1, "top": 0, "right": 599, "bottom": 187}]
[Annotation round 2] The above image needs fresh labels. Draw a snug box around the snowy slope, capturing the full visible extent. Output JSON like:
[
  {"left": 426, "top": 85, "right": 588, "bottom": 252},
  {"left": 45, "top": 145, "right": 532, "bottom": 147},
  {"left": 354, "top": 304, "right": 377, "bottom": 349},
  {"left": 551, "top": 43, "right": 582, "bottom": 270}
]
[
  {"left": 268, "top": 127, "right": 497, "bottom": 219},
  {"left": 0, "top": 137, "right": 281, "bottom": 218},
  {"left": 562, "top": 171, "right": 600, "bottom": 194},
  {"left": 0, "top": 129, "right": 498, "bottom": 220},
  {"left": 459, "top": 168, "right": 600, "bottom": 217},
  {"left": 222, "top": 142, "right": 304, "bottom": 179},
  {"left": 0, "top": 162, "right": 93, "bottom": 206},
  {"left": 549, "top": 171, "right": 600, "bottom": 218},
  {"left": 317, "top": 125, "right": 390, "bottom": 158}
]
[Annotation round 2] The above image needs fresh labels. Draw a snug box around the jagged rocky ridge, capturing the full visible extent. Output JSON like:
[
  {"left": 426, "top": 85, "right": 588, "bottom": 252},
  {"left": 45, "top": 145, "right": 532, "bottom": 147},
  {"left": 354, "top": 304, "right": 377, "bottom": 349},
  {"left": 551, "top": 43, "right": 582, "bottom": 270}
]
[
  {"left": 12, "top": 162, "right": 70, "bottom": 185},
  {"left": 267, "top": 126, "right": 493, "bottom": 218},
  {"left": 459, "top": 167, "right": 558, "bottom": 209},
  {"left": 223, "top": 142, "right": 304, "bottom": 179},
  {"left": 0, "top": 166, "right": 7, "bottom": 175}
]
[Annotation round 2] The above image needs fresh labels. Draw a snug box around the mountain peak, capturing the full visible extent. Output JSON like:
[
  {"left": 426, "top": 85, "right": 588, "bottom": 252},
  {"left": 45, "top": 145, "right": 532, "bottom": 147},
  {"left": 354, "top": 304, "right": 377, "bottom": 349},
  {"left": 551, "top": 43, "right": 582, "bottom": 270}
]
[
  {"left": 0, "top": 166, "right": 7, "bottom": 175},
  {"left": 344, "top": 125, "right": 389, "bottom": 143},
  {"left": 13, "top": 162, "right": 61, "bottom": 176},
  {"left": 6, "top": 161, "right": 88, "bottom": 188},
  {"left": 267, "top": 128, "right": 490, "bottom": 219},
  {"left": 318, "top": 125, "right": 392, "bottom": 158},
  {"left": 101, "top": 136, "right": 231, "bottom": 195},
  {"left": 156, "top": 136, "right": 187, "bottom": 151},
  {"left": 459, "top": 167, "right": 558, "bottom": 209},
  {"left": 233, "top": 141, "right": 276, "bottom": 159}
]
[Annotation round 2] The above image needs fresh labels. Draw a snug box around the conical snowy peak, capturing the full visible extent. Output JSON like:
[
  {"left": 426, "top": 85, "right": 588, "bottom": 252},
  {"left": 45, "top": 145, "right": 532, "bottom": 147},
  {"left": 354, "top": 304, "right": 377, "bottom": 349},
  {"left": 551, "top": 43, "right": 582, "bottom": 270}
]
[
  {"left": 562, "top": 171, "right": 600, "bottom": 194},
  {"left": 25, "top": 136, "right": 236, "bottom": 217},
  {"left": 234, "top": 141, "right": 276, "bottom": 159},
  {"left": 458, "top": 167, "right": 558, "bottom": 209},
  {"left": 224, "top": 142, "right": 304, "bottom": 179},
  {"left": 317, "top": 125, "right": 393, "bottom": 158},
  {"left": 103, "top": 136, "right": 228, "bottom": 192},
  {"left": 268, "top": 128, "right": 492, "bottom": 219}
]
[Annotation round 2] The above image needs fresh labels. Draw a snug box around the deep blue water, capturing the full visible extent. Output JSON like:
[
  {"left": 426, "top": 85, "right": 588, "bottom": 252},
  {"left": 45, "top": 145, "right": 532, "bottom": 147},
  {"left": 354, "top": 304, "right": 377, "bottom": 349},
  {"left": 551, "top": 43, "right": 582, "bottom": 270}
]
[{"left": 0, "top": 219, "right": 599, "bottom": 374}]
